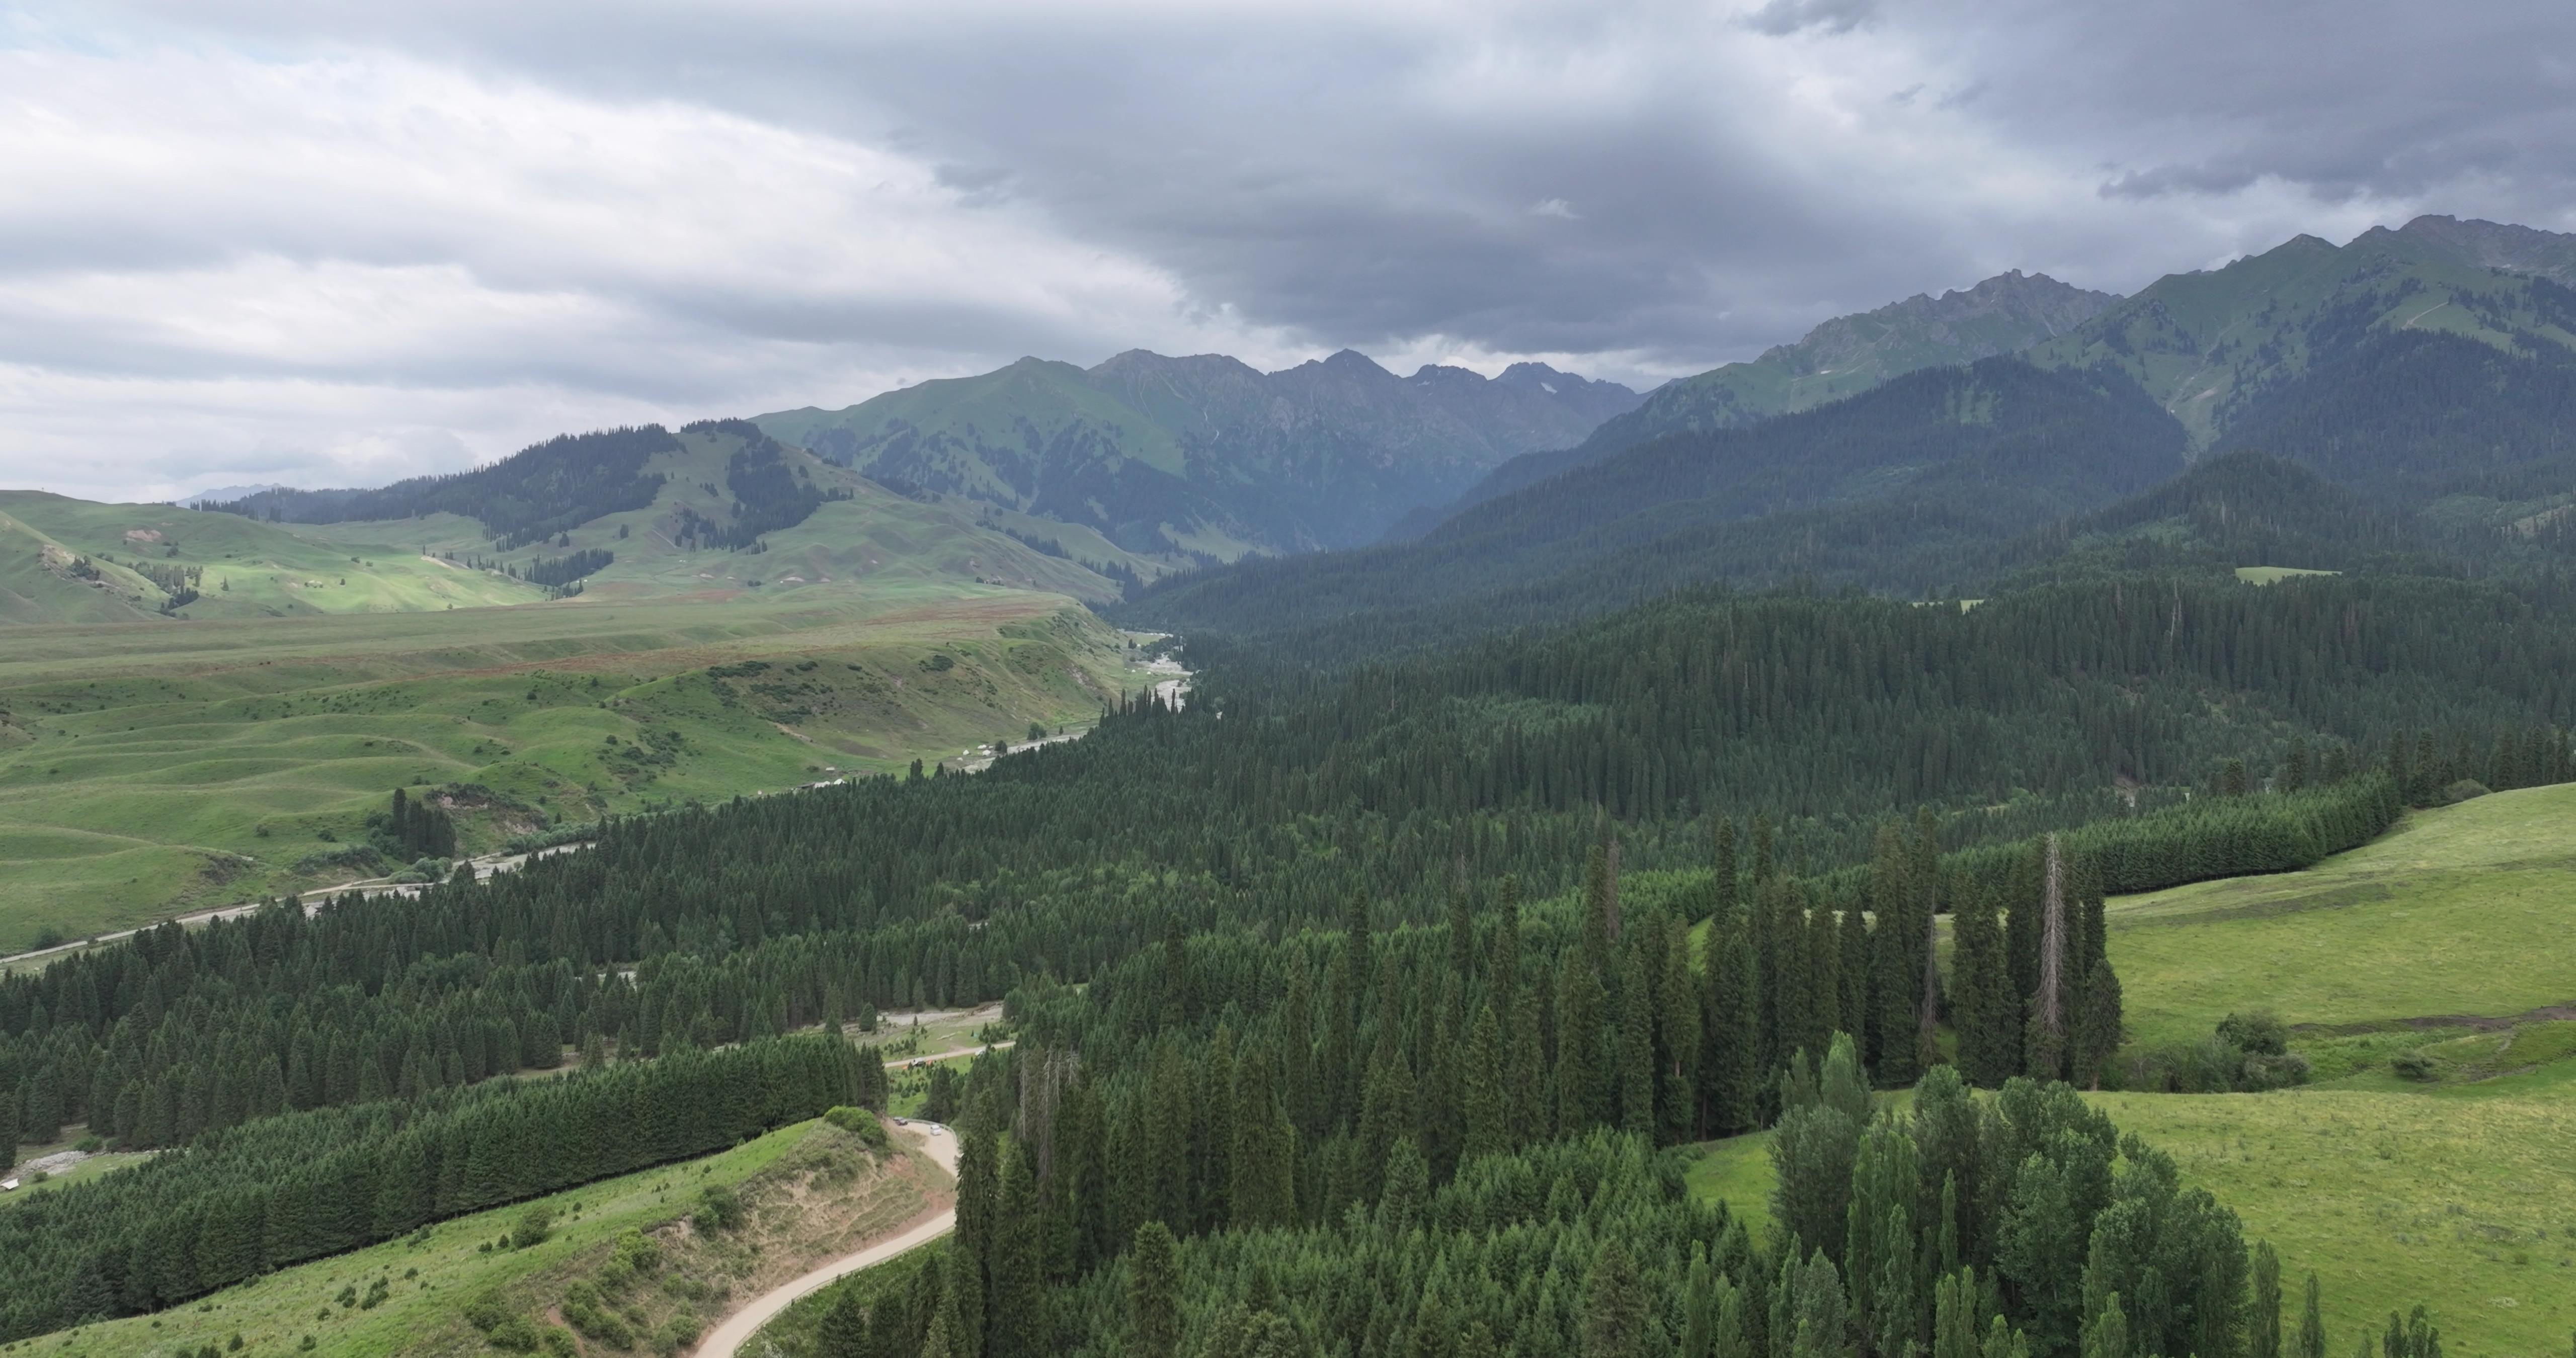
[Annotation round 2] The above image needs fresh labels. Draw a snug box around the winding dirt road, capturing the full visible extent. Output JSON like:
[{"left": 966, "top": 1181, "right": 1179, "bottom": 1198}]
[{"left": 693, "top": 1121, "right": 962, "bottom": 1358}]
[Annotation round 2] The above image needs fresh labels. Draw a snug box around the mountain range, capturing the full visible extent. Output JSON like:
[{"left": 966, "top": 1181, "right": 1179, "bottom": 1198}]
[
  {"left": 40, "top": 212, "right": 2576, "bottom": 644},
  {"left": 754, "top": 350, "right": 1639, "bottom": 557},
  {"left": 1127, "top": 215, "right": 2576, "bottom": 658}
]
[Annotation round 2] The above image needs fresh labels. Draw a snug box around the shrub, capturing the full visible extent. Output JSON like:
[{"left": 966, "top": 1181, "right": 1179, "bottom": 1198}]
[
  {"left": 692, "top": 1184, "right": 745, "bottom": 1234},
  {"left": 486, "top": 1316, "right": 543, "bottom": 1352},
  {"left": 2391, "top": 1050, "right": 2440, "bottom": 1082},
  {"left": 512, "top": 1203, "right": 555, "bottom": 1250},
  {"left": 824, "top": 1106, "right": 891, "bottom": 1152},
  {"left": 2442, "top": 779, "right": 2491, "bottom": 803},
  {"left": 2217, "top": 1009, "right": 2290, "bottom": 1057},
  {"left": 610, "top": 1228, "right": 662, "bottom": 1278},
  {"left": 654, "top": 1310, "right": 702, "bottom": 1356},
  {"left": 562, "top": 1282, "right": 632, "bottom": 1349},
  {"left": 2239, "top": 1051, "right": 2313, "bottom": 1091}
]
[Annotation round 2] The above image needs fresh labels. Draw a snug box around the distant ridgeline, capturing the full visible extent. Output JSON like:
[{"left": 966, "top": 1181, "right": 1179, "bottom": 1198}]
[
  {"left": 754, "top": 351, "right": 1642, "bottom": 556},
  {"left": 204, "top": 426, "right": 680, "bottom": 550},
  {"left": 199, "top": 418, "right": 847, "bottom": 559},
  {"left": 1131, "top": 217, "right": 2576, "bottom": 661},
  {"left": 1120, "top": 358, "right": 2193, "bottom": 653}
]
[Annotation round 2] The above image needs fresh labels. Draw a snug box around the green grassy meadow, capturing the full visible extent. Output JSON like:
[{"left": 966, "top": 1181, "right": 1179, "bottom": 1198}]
[
  {"left": 26, "top": 1116, "right": 929, "bottom": 1358},
  {"left": 0, "top": 586, "right": 1164, "bottom": 953},
  {"left": 0, "top": 493, "right": 547, "bottom": 622},
  {"left": 2234, "top": 565, "right": 2342, "bottom": 585},
  {"left": 2104, "top": 783, "right": 2576, "bottom": 1049}
]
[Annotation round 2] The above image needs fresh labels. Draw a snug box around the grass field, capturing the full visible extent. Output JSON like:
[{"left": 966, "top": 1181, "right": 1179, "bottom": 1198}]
[
  {"left": 0, "top": 586, "right": 1165, "bottom": 952},
  {"left": 30, "top": 1116, "right": 933, "bottom": 1358},
  {"left": 2105, "top": 783, "right": 2576, "bottom": 1050},
  {"left": 2235, "top": 565, "right": 2342, "bottom": 584}
]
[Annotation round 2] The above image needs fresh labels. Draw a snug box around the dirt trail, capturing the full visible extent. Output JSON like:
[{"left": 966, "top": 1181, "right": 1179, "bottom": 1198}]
[{"left": 692, "top": 1123, "right": 962, "bottom": 1358}]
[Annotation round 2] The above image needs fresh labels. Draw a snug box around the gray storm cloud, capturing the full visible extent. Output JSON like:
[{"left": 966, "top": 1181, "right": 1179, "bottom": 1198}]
[{"left": 2, "top": 0, "right": 2570, "bottom": 499}]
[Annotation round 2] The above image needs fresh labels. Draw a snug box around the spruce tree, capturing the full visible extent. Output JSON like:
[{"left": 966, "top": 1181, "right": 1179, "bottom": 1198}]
[
  {"left": 1951, "top": 883, "right": 2015, "bottom": 1087},
  {"left": 1556, "top": 951, "right": 1611, "bottom": 1133},
  {"left": 1462, "top": 1003, "right": 1508, "bottom": 1162},
  {"left": 1582, "top": 1240, "right": 1648, "bottom": 1358},
  {"left": 1714, "top": 817, "right": 1740, "bottom": 916},
  {"left": 1229, "top": 1049, "right": 1296, "bottom": 1230},
  {"left": 2071, "top": 960, "right": 2124, "bottom": 1091},
  {"left": 1126, "top": 1223, "right": 1180, "bottom": 1358},
  {"left": 1651, "top": 914, "right": 1701, "bottom": 1143},
  {"left": 1615, "top": 946, "right": 1656, "bottom": 1137},
  {"left": 821, "top": 1287, "right": 870, "bottom": 1358},
  {"left": 1871, "top": 821, "right": 1919, "bottom": 1082},
  {"left": 1701, "top": 910, "right": 1758, "bottom": 1135},
  {"left": 986, "top": 1146, "right": 1043, "bottom": 1358}
]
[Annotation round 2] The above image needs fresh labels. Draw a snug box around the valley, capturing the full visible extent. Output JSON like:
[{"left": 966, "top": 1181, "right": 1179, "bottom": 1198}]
[{"left": 0, "top": 577, "right": 1163, "bottom": 954}]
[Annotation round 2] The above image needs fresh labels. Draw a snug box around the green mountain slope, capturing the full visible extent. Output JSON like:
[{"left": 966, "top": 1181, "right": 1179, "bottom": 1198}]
[
  {"left": 2029, "top": 215, "right": 2576, "bottom": 448},
  {"left": 1428, "top": 270, "right": 2120, "bottom": 522},
  {"left": 197, "top": 419, "right": 1136, "bottom": 609},
  {"left": 758, "top": 349, "right": 1639, "bottom": 554},
  {"left": 1122, "top": 359, "right": 2185, "bottom": 655}
]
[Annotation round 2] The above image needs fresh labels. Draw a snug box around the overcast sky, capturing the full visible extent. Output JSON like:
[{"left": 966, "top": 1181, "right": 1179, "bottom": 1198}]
[{"left": 3, "top": 1, "right": 2570, "bottom": 501}]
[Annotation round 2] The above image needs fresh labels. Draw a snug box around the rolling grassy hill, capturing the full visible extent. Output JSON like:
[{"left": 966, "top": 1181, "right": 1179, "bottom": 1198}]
[
  {"left": 0, "top": 492, "right": 547, "bottom": 622},
  {"left": 0, "top": 587, "right": 1164, "bottom": 952},
  {"left": 235, "top": 419, "right": 1137, "bottom": 608}
]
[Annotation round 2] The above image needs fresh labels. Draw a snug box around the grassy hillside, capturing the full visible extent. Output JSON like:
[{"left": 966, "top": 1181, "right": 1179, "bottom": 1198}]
[
  {"left": 2105, "top": 782, "right": 2576, "bottom": 1049},
  {"left": 29, "top": 1115, "right": 932, "bottom": 1358},
  {"left": 276, "top": 421, "right": 1128, "bottom": 607},
  {"left": 2027, "top": 223, "right": 2576, "bottom": 450},
  {"left": 0, "top": 493, "right": 544, "bottom": 622},
  {"left": 1565, "top": 270, "right": 2118, "bottom": 460},
  {"left": 0, "top": 588, "right": 1163, "bottom": 952},
  {"left": 2091, "top": 1083, "right": 2574, "bottom": 1358}
]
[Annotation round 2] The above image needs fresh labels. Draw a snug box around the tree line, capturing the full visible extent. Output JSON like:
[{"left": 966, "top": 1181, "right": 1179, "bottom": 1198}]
[{"left": 0, "top": 1033, "right": 875, "bottom": 1342}]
